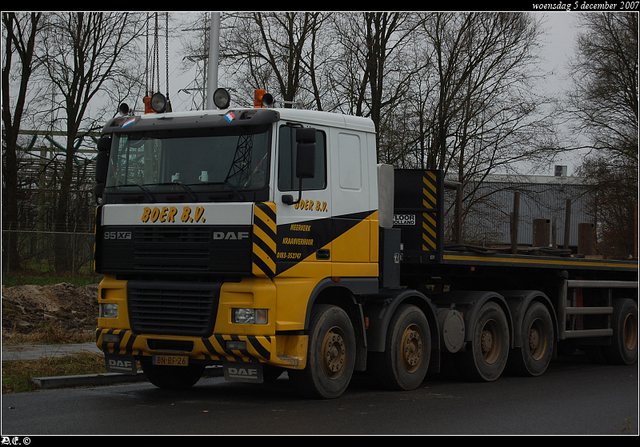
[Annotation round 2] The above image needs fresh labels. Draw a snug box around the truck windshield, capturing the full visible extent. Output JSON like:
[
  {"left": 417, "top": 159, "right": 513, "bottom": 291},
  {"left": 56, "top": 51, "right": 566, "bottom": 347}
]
[{"left": 105, "top": 128, "right": 271, "bottom": 195}]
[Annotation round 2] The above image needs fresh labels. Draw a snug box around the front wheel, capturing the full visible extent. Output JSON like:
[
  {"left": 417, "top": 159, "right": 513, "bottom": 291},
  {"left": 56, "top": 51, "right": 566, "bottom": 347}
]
[
  {"left": 140, "top": 360, "right": 205, "bottom": 390},
  {"left": 289, "top": 305, "right": 356, "bottom": 399},
  {"left": 369, "top": 304, "right": 431, "bottom": 390}
]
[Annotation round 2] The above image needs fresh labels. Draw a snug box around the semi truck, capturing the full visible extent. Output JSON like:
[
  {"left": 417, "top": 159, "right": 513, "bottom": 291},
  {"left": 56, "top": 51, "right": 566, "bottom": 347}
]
[{"left": 94, "top": 89, "right": 638, "bottom": 399}]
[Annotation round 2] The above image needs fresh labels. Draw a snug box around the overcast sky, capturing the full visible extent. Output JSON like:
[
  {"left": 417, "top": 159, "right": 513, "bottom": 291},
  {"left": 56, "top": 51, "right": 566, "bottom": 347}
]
[
  {"left": 166, "top": 12, "right": 580, "bottom": 110},
  {"left": 162, "top": 11, "right": 583, "bottom": 175}
]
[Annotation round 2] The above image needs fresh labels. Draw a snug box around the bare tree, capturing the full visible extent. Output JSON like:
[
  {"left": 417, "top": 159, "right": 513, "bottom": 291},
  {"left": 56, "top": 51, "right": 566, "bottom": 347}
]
[
  {"left": 413, "top": 13, "right": 553, "bottom": 236},
  {"left": 567, "top": 12, "right": 638, "bottom": 177},
  {"left": 35, "top": 12, "right": 146, "bottom": 272},
  {"left": 2, "top": 12, "right": 43, "bottom": 269},
  {"left": 330, "top": 13, "right": 422, "bottom": 147},
  {"left": 219, "top": 12, "right": 329, "bottom": 109},
  {"left": 568, "top": 12, "right": 638, "bottom": 258},
  {"left": 420, "top": 13, "right": 547, "bottom": 174}
]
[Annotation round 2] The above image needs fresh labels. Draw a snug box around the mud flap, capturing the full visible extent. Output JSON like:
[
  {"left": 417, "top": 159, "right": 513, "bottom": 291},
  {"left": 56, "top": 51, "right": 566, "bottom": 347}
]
[
  {"left": 105, "top": 354, "right": 138, "bottom": 375},
  {"left": 223, "top": 360, "right": 263, "bottom": 383}
]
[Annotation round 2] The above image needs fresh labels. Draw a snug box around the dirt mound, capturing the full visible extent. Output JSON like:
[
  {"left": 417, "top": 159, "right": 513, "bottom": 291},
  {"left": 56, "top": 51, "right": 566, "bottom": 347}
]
[{"left": 2, "top": 283, "right": 99, "bottom": 336}]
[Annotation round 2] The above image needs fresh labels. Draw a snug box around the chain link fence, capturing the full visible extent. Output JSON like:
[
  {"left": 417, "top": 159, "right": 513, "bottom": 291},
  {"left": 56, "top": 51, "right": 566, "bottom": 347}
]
[{"left": 2, "top": 228, "right": 97, "bottom": 277}]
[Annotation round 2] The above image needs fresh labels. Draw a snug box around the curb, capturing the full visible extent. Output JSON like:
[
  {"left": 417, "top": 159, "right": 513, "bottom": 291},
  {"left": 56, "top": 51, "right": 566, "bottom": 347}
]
[
  {"left": 30, "top": 366, "right": 224, "bottom": 390},
  {"left": 31, "top": 371, "right": 148, "bottom": 389}
]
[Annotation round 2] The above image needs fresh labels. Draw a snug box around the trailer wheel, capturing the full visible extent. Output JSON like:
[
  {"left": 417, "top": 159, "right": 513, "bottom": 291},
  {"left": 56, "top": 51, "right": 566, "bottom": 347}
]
[
  {"left": 454, "top": 301, "right": 509, "bottom": 381},
  {"left": 140, "top": 360, "right": 205, "bottom": 390},
  {"left": 370, "top": 304, "right": 431, "bottom": 391},
  {"left": 604, "top": 298, "right": 638, "bottom": 365},
  {"left": 289, "top": 305, "right": 356, "bottom": 399},
  {"left": 508, "top": 302, "right": 554, "bottom": 376}
]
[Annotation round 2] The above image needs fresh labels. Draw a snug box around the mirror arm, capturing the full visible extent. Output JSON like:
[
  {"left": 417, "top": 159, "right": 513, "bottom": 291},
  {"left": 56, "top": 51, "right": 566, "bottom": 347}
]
[{"left": 282, "top": 179, "right": 304, "bottom": 205}]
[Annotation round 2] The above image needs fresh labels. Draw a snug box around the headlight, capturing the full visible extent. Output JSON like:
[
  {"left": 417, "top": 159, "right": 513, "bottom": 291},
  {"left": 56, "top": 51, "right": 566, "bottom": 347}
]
[
  {"left": 99, "top": 303, "right": 118, "bottom": 319},
  {"left": 232, "top": 308, "right": 268, "bottom": 325}
]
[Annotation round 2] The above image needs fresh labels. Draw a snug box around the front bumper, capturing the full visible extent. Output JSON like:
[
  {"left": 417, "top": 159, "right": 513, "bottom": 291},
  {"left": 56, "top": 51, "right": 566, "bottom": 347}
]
[{"left": 96, "top": 328, "right": 308, "bottom": 370}]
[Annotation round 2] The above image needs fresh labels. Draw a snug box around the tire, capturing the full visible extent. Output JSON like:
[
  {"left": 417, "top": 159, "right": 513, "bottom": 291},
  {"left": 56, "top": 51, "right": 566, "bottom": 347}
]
[
  {"left": 454, "top": 301, "right": 509, "bottom": 382},
  {"left": 603, "top": 298, "right": 637, "bottom": 365},
  {"left": 508, "top": 302, "right": 554, "bottom": 377},
  {"left": 141, "top": 360, "right": 205, "bottom": 390},
  {"left": 369, "top": 304, "right": 431, "bottom": 391},
  {"left": 262, "top": 364, "right": 284, "bottom": 382},
  {"left": 289, "top": 305, "right": 356, "bottom": 399}
]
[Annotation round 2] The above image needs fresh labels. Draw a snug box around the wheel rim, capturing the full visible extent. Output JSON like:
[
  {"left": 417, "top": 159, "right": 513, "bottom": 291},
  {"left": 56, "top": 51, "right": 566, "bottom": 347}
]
[
  {"left": 529, "top": 318, "right": 548, "bottom": 361},
  {"left": 322, "top": 326, "right": 347, "bottom": 379},
  {"left": 622, "top": 312, "right": 637, "bottom": 351},
  {"left": 481, "top": 319, "right": 502, "bottom": 364},
  {"left": 401, "top": 324, "right": 424, "bottom": 373}
]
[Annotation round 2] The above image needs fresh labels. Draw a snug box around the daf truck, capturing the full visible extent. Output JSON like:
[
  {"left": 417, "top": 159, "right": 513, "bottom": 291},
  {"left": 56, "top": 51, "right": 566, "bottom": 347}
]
[{"left": 94, "top": 90, "right": 637, "bottom": 399}]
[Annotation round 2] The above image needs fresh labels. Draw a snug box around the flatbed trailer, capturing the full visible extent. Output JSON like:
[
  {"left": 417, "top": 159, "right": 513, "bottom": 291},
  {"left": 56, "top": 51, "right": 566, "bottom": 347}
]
[{"left": 390, "top": 168, "right": 637, "bottom": 380}]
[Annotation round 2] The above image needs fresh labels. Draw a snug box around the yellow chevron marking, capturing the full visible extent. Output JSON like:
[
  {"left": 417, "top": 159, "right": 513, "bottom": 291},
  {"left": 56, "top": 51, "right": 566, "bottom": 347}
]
[
  {"left": 254, "top": 205, "right": 276, "bottom": 232},
  {"left": 423, "top": 172, "right": 437, "bottom": 192},
  {"left": 422, "top": 171, "right": 438, "bottom": 252},
  {"left": 423, "top": 192, "right": 436, "bottom": 208},
  {"left": 422, "top": 221, "right": 436, "bottom": 238},
  {"left": 253, "top": 242, "right": 276, "bottom": 273},
  {"left": 253, "top": 225, "right": 277, "bottom": 253}
]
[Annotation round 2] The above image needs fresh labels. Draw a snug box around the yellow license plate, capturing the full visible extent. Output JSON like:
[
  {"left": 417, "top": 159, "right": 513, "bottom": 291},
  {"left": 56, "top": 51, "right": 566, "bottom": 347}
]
[{"left": 153, "top": 354, "right": 189, "bottom": 366}]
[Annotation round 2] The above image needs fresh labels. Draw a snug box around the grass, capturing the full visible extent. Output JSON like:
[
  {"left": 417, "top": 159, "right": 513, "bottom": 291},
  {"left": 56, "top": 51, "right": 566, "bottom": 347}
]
[
  {"left": 2, "top": 352, "right": 107, "bottom": 394},
  {"left": 2, "top": 322, "right": 102, "bottom": 394},
  {"left": 2, "top": 269, "right": 102, "bottom": 288},
  {"left": 2, "top": 322, "right": 95, "bottom": 346},
  {"left": 3, "top": 271, "right": 103, "bottom": 393}
]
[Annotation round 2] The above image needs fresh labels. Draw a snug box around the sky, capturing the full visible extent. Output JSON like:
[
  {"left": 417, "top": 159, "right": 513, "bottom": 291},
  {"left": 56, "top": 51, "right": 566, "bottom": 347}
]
[
  {"left": 165, "top": 12, "right": 580, "bottom": 107},
  {"left": 536, "top": 12, "right": 582, "bottom": 175}
]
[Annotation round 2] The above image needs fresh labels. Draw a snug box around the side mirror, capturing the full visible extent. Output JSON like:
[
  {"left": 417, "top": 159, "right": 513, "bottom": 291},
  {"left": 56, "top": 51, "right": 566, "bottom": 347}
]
[
  {"left": 95, "top": 136, "right": 111, "bottom": 199},
  {"left": 95, "top": 151, "right": 109, "bottom": 184},
  {"left": 97, "top": 136, "right": 111, "bottom": 152},
  {"left": 296, "top": 127, "right": 316, "bottom": 179},
  {"left": 283, "top": 128, "right": 316, "bottom": 206}
]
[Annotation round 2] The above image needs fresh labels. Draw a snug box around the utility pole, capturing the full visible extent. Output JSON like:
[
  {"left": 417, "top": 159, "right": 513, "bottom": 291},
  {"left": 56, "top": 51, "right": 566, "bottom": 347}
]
[{"left": 206, "top": 12, "right": 220, "bottom": 110}]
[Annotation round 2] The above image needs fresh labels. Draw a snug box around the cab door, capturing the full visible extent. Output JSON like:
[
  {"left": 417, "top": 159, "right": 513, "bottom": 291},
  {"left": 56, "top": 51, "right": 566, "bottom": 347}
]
[{"left": 272, "top": 124, "right": 332, "bottom": 277}]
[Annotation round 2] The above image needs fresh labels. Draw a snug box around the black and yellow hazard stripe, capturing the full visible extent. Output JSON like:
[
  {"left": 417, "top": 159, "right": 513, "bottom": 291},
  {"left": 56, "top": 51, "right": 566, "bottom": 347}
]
[
  {"left": 96, "top": 328, "right": 275, "bottom": 363},
  {"left": 96, "top": 328, "right": 142, "bottom": 356},
  {"left": 252, "top": 202, "right": 277, "bottom": 277},
  {"left": 202, "top": 334, "right": 273, "bottom": 363},
  {"left": 422, "top": 171, "right": 438, "bottom": 252}
]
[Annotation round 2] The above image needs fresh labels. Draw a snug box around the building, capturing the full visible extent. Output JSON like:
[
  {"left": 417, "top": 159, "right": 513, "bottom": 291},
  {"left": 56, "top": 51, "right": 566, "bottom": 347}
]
[{"left": 450, "top": 168, "right": 594, "bottom": 249}]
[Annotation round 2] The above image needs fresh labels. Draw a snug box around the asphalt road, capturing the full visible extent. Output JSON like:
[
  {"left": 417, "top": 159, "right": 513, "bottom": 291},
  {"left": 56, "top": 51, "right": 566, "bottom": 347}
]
[{"left": 2, "top": 354, "right": 637, "bottom": 436}]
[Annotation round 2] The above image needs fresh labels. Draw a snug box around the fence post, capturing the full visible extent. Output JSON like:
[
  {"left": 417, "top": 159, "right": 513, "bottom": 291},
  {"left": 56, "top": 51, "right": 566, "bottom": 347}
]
[{"left": 72, "top": 226, "right": 77, "bottom": 277}]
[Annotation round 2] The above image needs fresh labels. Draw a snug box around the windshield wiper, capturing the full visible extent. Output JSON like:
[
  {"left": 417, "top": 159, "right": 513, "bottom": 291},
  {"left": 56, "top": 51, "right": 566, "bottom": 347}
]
[
  {"left": 198, "top": 181, "right": 245, "bottom": 201},
  {"left": 117, "top": 184, "right": 155, "bottom": 202},
  {"left": 156, "top": 182, "right": 199, "bottom": 202}
]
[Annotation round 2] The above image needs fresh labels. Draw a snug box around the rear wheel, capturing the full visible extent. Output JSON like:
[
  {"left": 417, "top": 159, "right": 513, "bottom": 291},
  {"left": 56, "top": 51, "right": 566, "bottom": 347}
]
[
  {"left": 141, "top": 360, "right": 205, "bottom": 389},
  {"left": 603, "top": 298, "right": 637, "bottom": 365},
  {"left": 454, "top": 301, "right": 509, "bottom": 381},
  {"left": 289, "top": 305, "right": 356, "bottom": 399},
  {"left": 370, "top": 304, "right": 431, "bottom": 390},
  {"left": 508, "top": 302, "right": 554, "bottom": 376}
]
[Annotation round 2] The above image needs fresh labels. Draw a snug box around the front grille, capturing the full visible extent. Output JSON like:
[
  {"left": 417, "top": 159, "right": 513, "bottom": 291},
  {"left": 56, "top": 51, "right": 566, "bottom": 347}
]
[
  {"left": 128, "top": 281, "right": 221, "bottom": 337},
  {"left": 97, "top": 225, "right": 253, "bottom": 275},
  {"left": 134, "top": 227, "right": 211, "bottom": 271}
]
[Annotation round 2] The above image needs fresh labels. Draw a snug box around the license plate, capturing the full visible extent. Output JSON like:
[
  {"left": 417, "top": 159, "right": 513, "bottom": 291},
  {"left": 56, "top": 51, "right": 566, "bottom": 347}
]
[{"left": 153, "top": 354, "right": 189, "bottom": 366}]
